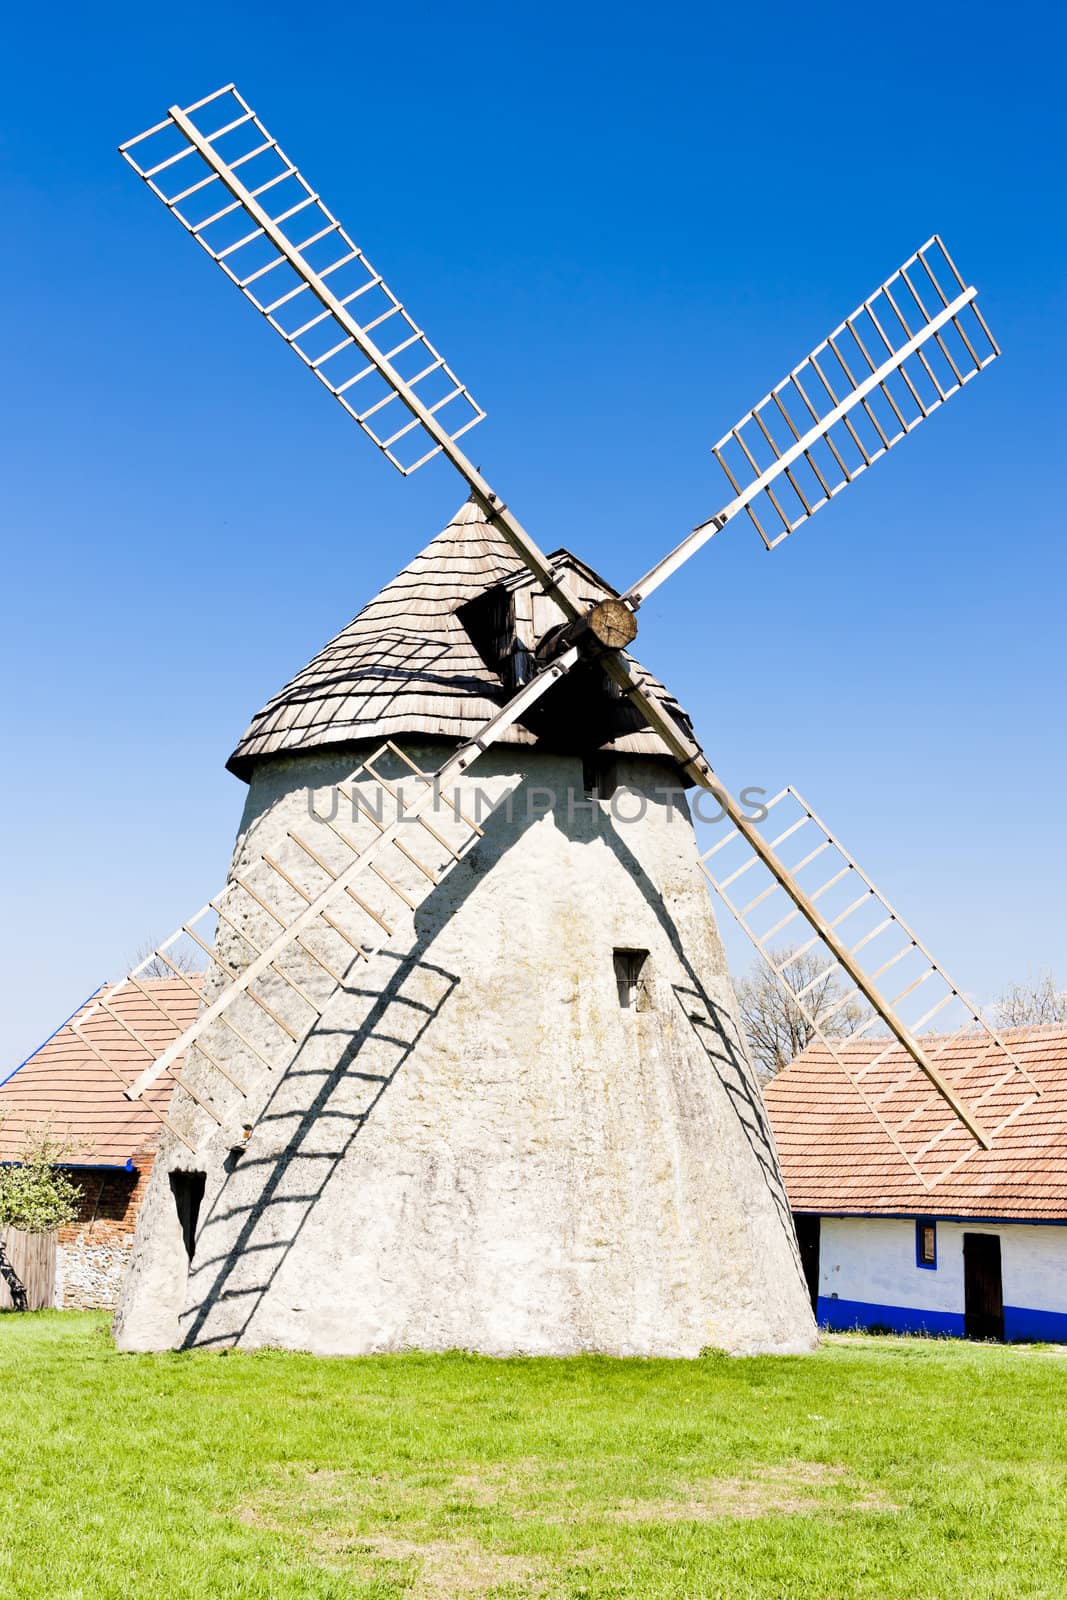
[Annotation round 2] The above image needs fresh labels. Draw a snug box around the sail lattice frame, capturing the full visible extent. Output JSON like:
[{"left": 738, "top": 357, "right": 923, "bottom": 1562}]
[
  {"left": 702, "top": 787, "right": 1039, "bottom": 1187},
  {"left": 120, "top": 85, "right": 485, "bottom": 474},
  {"left": 69, "top": 743, "right": 499, "bottom": 1150},
  {"left": 710, "top": 237, "right": 999, "bottom": 549}
]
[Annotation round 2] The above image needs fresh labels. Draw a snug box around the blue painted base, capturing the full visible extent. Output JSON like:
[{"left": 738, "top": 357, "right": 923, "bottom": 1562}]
[
  {"left": 1003, "top": 1306, "right": 1067, "bottom": 1342},
  {"left": 818, "top": 1296, "right": 1067, "bottom": 1343},
  {"left": 817, "top": 1296, "right": 963, "bottom": 1337}
]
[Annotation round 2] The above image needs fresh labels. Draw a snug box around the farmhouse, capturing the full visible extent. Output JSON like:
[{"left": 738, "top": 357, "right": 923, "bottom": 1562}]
[
  {"left": 764, "top": 1024, "right": 1067, "bottom": 1341},
  {"left": 0, "top": 980, "right": 193, "bottom": 1309}
]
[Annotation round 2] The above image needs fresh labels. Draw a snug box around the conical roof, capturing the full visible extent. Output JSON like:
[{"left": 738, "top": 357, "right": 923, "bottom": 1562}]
[{"left": 227, "top": 499, "right": 701, "bottom": 781}]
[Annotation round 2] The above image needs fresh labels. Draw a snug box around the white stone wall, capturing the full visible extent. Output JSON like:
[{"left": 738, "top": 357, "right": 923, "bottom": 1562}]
[
  {"left": 55, "top": 1236, "right": 134, "bottom": 1310},
  {"left": 116, "top": 745, "right": 816, "bottom": 1358},
  {"left": 999, "top": 1226, "right": 1067, "bottom": 1315}
]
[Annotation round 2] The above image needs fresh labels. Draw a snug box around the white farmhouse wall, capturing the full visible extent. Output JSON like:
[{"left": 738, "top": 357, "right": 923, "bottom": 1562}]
[
  {"left": 816, "top": 1215, "right": 1067, "bottom": 1340},
  {"left": 1000, "top": 1227, "right": 1067, "bottom": 1330},
  {"left": 820, "top": 1218, "right": 958, "bottom": 1316}
]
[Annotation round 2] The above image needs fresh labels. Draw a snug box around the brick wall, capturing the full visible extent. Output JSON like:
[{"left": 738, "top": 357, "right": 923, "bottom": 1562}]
[{"left": 54, "top": 1161, "right": 153, "bottom": 1310}]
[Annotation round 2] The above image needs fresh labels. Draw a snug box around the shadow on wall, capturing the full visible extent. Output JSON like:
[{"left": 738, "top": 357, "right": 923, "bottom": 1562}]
[
  {"left": 179, "top": 947, "right": 460, "bottom": 1348},
  {"left": 673, "top": 986, "right": 797, "bottom": 1248},
  {"left": 594, "top": 808, "right": 794, "bottom": 1247},
  {"left": 178, "top": 767, "right": 789, "bottom": 1346}
]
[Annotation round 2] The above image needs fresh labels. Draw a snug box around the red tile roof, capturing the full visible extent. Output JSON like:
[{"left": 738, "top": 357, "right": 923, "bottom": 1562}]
[
  {"left": 763, "top": 1024, "right": 1067, "bottom": 1220},
  {"left": 0, "top": 980, "right": 198, "bottom": 1167}
]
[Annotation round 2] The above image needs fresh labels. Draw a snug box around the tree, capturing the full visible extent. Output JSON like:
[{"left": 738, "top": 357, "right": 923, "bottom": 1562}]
[
  {"left": 993, "top": 971, "right": 1067, "bottom": 1028},
  {"left": 126, "top": 938, "right": 205, "bottom": 980},
  {"left": 0, "top": 1124, "right": 81, "bottom": 1311},
  {"left": 736, "top": 945, "right": 868, "bottom": 1079}
]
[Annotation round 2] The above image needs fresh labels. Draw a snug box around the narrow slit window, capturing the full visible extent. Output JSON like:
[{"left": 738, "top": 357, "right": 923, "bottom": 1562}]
[
  {"left": 916, "top": 1219, "right": 937, "bottom": 1269},
  {"left": 583, "top": 755, "right": 618, "bottom": 801},
  {"left": 170, "top": 1170, "right": 206, "bottom": 1263},
  {"left": 614, "top": 949, "right": 649, "bottom": 1010}
]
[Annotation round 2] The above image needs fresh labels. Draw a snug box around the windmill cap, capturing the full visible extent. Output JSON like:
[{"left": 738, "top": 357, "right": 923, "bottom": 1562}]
[{"left": 226, "top": 499, "right": 701, "bottom": 783}]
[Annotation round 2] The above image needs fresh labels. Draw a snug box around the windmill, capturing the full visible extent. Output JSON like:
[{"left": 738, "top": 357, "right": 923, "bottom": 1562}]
[{"left": 94, "top": 84, "right": 1032, "bottom": 1357}]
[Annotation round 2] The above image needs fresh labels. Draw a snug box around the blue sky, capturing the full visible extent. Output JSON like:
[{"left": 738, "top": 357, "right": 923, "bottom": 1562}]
[{"left": 1, "top": 0, "right": 1063, "bottom": 1068}]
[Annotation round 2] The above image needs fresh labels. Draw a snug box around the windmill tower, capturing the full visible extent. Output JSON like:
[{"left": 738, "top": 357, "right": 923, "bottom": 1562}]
[
  {"left": 90, "top": 86, "right": 1035, "bottom": 1356},
  {"left": 116, "top": 499, "right": 812, "bottom": 1355}
]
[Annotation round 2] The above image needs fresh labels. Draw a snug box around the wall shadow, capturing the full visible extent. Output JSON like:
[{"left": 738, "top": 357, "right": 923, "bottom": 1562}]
[
  {"left": 179, "top": 948, "right": 460, "bottom": 1348},
  {"left": 589, "top": 810, "right": 797, "bottom": 1244},
  {"left": 179, "top": 772, "right": 537, "bottom": 1347}
]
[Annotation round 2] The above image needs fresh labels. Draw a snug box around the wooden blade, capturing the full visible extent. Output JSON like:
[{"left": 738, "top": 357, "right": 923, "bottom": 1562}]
[
  {"left": 121, "top": 85, "right": 582, "bottom": 622},
  {"left": 591, "top": 648, "right": 1033, "bottom": 1175},
  {"left": 625, "top": 236, "right": 999, "bottom": 604},
  {"left": 701, "top": 787, "right": 1040, "bottom": 1188},
  {"left": 120, "top": 85, "right": 484, "bottom": 476}
]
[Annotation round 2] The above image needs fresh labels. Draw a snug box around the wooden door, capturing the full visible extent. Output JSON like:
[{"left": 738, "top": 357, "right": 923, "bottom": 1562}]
[
  {"left": 963, "top": 1232, "right": 1003, "bottom": 1341},
  {"left": 793, "top": 1214, "right": 820, "bottom": 1313},
  {"left": 0, "top": 1228, "right": 57, "bottom": 1310}
]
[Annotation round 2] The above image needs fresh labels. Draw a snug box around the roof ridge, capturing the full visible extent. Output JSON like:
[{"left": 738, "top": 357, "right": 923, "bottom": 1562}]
[{"left": 784, "top": 1018, "right": 1067, "bottom": 1068}]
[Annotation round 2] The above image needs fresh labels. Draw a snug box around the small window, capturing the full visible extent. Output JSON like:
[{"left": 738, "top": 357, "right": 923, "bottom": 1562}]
[
  {"left": 456, "top": 585, "right": 531, "bottom": 693},
  {"left": 614, "top": 949, "right": 649, "bottom": 1010},
  {"left": 582, "top": 755, "right": 618, "bottom": 801},
  {"left": 170, "top": 1170, "right": 206, "bottom": 1263},
  {"left": 916, "top": 1220, "right": 937, "bottom": 1269}
]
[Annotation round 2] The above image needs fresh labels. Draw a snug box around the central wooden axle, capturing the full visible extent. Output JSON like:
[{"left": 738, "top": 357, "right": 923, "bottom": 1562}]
[{"left": 537, "top": 598, "right": 638, "bottom": 664}]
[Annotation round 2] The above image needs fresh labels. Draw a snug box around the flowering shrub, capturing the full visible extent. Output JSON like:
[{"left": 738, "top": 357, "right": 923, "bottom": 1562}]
[{"left": 0, "top": 1125, "right": 80, "bottom": 1235}]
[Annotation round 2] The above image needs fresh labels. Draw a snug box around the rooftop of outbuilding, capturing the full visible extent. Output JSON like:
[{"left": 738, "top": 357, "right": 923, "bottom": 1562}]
[
  {"left": 764, "top": 1024, "right": 1067, "bottom": 1221},
  {"left": 0, "top": 979, "right": 198, "bottom": 1168}
]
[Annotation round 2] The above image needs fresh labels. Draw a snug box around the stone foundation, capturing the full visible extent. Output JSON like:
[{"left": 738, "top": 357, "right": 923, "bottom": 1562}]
[
  {"left": 55, "top": 1165, "right": 151, "bottom": 1310},
  {"left": 55, "top": 1236, "right": 133, "bottom": 1309}
]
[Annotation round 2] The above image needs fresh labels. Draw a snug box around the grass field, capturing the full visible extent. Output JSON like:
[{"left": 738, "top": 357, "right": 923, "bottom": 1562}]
[{"left": 2, "top": 1314, "right": 1066, "bottom": 1599}]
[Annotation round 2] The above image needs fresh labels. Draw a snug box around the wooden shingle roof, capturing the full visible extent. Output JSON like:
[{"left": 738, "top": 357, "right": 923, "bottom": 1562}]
[
  {"left": 0, "top": 980, "right": 198, "bottom": 1167},
  {"left": 227, "top": 498, "right": 701, "bottom": 780},
  {"left": 763, "top": 1024, "right": 1067, "bottom": 1220}
]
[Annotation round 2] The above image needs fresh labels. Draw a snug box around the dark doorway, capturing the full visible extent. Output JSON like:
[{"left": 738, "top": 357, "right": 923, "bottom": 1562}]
[
  {"left": 963, "top": 1232, "right": 1003, "bottom": 1341},
  {"left": 793, "top": 1213, "right": 821, "bottom": 1313},
  {"left": 170, "top": 1171, "right": 206, "bottom": 1263}
]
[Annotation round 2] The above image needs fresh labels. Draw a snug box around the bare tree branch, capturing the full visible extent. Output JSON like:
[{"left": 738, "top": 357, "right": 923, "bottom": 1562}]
[
  {"left": 126, "top": 938, "right": 206, "bottom": 980},
  {"left": 993, "top": 971, "right": 1067, "bottom": 1028},
  {"left": 736, "top": 945, "right": 869, "bottom": 1079}
]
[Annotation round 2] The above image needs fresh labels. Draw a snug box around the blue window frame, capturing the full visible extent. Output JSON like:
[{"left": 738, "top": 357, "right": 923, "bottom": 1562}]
[{"left": 916, "top": 1219, "right": 937, "bottom": 1269}]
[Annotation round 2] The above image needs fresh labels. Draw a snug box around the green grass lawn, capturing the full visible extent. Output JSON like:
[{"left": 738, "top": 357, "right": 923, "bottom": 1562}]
[{"left": 2, "top": 1314, "right": 1066, "bottom": 1599}]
